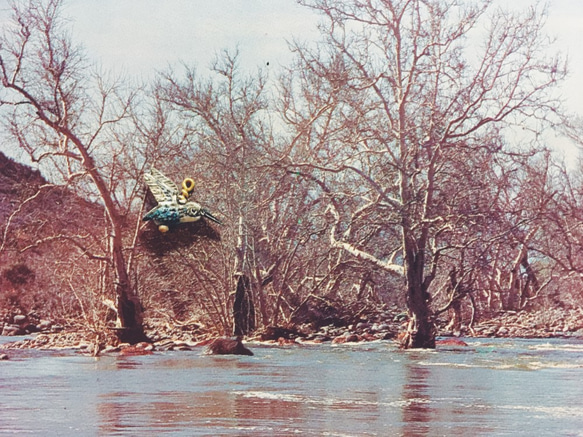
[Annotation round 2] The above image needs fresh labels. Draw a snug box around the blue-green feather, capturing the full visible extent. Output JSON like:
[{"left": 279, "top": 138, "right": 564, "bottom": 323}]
[{"left": 143, "top": 206, "right": 181, "bottom": 224}]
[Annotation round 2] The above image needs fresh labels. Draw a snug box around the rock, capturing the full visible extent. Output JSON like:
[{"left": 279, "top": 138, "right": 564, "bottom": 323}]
[
  {"left": 37, "top": 320, "right": 52, "bottom": 331},
  {"left": 141, "top": 342, "right": 155, "bottom": 351},
  {"left": 259, "top": 326, "right": 303, "bottom": 341},
  {"left": 171, "top": 341, "right": 191, "bottom": 351},
  {"left": 102, "top": 345, "right": 120, "bottom": 354},
  {"left": 51, "top": 324, "right": 64, "bottom": 333},
  {"left": 24, "top": 324, "right": 39, "bottom": 333},
  {"left": 347, "top": 333, "right": 360, "bottom": 342},
  {"left": 277, "top": 337, "right": 297, "bottom": 346},
  {"left": 13, "top": 315, "right": 27, "bottom": 325},
  {"left": 497, "top": 327, "right": 509, "bottom": 336},
  {"left": 374, "top": 323, "right": 391, "bottom": 332},
  {"left": 0, "top": 354, "right": 8, "bottom": 360},
  {"left": 484, "top": 327, "right": 497, "bottom": 336},
  {"left": 2, "top": 324, "right": 25, "bottom": 336},
  {"left": 304, "top": 334, "right": 330, "bottom": 343},
  {"left": 206, "top": 337, "right": 253, "bottom": 356},
  {"left": 360, "top": 333, "right": 378, "bottom": 342},
  {"left": 119, "top": 342, "right": 154, "bottom": 356},
  {"left": 193, "top": 338, "right": 214, "bottom": 347},
  {"left": 332, "top": 333, "right": 359, "bottom": 344},
  {"left": 154, "top": 339, "right": 176, "bottom": 351},
  {"left": 436, "top": 338, "right": 468, "bottom": 347}
]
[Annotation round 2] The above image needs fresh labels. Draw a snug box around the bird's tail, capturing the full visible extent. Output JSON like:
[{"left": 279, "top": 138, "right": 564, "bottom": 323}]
[
  {"left": 142, "top": 206, "right": 158, "bottom": 221},
  {"left": 203, "top": 209, "right": 222, "bottom": 225}
]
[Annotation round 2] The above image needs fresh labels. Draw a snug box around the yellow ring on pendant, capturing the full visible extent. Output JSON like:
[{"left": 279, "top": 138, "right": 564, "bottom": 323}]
[{"left": 182, "top": 178, "right": 195, "bottom": 193}]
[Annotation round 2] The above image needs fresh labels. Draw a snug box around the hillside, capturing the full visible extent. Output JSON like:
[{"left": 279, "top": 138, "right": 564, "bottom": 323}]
[
  {"left": 0, "top": 153, "right": 46, "bottom": 226},
  {"left": 0, "top": 151, "right": 105, "bottom": 328}
]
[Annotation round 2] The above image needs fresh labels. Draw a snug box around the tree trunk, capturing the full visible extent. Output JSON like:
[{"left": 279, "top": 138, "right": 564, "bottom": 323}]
[
  {"left": 116, "top": 292, "right": 148, "bottom": 344},
  {"left": 402, "top": 241, "right": 435, "bottom": 349},
  {"left": 446, "top": 299, "right": 462, "bottom": 335},
  {"left": 31, "top": 104, "right": 148, "bottom": 344},
  {"left": 111, "top": 232, "right": 148, "bottom": 344},
  {"left": 445, "top": 269, "right": 463, "bottom": 335},
  {"left": 404, "top": 281, "right": 435, "bottom": 348},
  {"left": 233, "top": 274, "right": 255, "bottom": 336},
  {"left": 519, "top": 250, "right": 539, "bottom": 309}
]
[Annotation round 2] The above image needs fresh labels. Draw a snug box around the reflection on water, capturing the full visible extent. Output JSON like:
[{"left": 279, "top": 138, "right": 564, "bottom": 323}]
[
  {"left": 402, "top": 356, "right": 432, "bottom": 435},
  {"left": 1, "top": 338, "right": 583, "bottom": 436}
]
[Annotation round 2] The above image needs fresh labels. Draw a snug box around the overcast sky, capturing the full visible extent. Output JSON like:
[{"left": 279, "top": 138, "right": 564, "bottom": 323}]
[
  {"left": 2, "top": 0, "right": 582, "bottom": 160},
  {"left": 62, "top": 1, "right": 583, "bottom": 107},
  {"left": 66, "top": 0, "right": 320, "bottom": 78}
]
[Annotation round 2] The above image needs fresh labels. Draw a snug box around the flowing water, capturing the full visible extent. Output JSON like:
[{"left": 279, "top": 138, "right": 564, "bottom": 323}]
[{"left": 1, "top": 337, "right": 583, "bottom": 436}]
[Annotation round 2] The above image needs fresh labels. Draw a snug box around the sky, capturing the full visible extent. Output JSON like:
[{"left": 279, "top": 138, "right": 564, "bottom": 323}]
[
  {"left": 61, "top": 1, "right": 583, "bottom": 107},
  {"left": 1, "top": 0, "right": 583, "bottom": 160},
  {"left": 65, "top": 0, "right": 320, "bottom": 78}
]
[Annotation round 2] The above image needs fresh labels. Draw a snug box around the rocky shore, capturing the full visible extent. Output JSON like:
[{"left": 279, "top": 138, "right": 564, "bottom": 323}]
[
  {"left": 1, "top": 314, "right": 57, "bottom": 337},
  {"left": 1, "top": 306, "right": 582, "bottom": 356},
  {"left": 469, "top": 307, "right": 583, "bottom": 338}
]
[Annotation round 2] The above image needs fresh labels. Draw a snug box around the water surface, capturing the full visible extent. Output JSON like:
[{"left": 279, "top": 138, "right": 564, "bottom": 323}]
[{"left": 1, "top": 337, "right": 582, "bottom": 436}]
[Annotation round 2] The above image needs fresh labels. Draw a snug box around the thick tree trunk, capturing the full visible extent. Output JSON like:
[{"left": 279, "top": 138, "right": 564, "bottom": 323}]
[
  {"left": 404, "top": 281, "right": 435, "bottom": 348},
  {"left": 116, "top": 292, "right": 148, "bottom": 344},
  {"left": 233, "top": 274, "right": 255, "bottom": 336},
  {"left": 111, "top": 233, "right": 148, "bottom": 344},
  {"left": 402, "top": 241, "right": 436, "bottom": 349}
]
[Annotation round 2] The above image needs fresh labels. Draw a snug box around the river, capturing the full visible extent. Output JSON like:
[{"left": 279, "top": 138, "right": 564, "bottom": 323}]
[{"left": 1, "top": 337, "right": 582, "bottom": 436}]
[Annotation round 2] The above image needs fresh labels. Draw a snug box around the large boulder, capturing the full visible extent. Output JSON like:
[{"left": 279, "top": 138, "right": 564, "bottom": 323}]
[{"left": 206, "top": 337, "right": 253, "bottom": 356}]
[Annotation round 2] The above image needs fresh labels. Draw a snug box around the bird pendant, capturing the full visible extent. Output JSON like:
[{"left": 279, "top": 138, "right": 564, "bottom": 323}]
[{"left": 142, "top": 168, "right": 221, "bottom": 232}]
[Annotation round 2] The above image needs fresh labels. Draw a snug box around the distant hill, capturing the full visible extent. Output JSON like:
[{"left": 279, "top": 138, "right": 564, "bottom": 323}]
[
  {"left": 0, "top": 151, "right": 105, "bottom": 321},
  {"left": 0, "top": 151, "right": 105, "bottom": 248},
  {"left": 0, "top": 153, "right": 46, "bottom": 226}
]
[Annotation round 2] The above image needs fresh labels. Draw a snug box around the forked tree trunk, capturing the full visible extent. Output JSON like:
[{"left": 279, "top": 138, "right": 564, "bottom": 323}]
[{"left": 402, "top": 244, "right": 436, "bottom": 349}]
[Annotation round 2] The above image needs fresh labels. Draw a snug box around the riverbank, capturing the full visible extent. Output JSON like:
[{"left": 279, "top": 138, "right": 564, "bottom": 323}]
[{"left": 2, "top": 305, "right": 583, "bottom": 355}]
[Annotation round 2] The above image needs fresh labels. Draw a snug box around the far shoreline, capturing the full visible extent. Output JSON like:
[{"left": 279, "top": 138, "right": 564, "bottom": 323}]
[{"left": 2, "top": 306, "right": 582, "bottom": 357}]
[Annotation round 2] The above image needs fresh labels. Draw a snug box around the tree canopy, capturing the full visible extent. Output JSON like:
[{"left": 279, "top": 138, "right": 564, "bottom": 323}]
[{"left": 0, "top": 0, "right": 580, "bottom": 349}]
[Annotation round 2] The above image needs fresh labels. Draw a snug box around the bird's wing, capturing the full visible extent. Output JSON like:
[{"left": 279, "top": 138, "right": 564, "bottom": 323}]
[{"left": 144, "top": 168, "right": 178, "bottom": 203}]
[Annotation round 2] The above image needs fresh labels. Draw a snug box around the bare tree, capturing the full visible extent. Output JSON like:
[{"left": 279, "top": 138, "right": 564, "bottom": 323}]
[
  {"left": 431, "top": 150, "right": 555, "bottom": 333},
  {"left": 281, "top": 0, "right": 565, "bottom": 347},
  {"left": 0, "top": 0, "right": 147, "bottom": 343},
  {"left": 152, "top": 51, "right": 356, "bottom": 333},
  {"left": 534, "top": 159, "right": 583, "bottom": 302}
]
